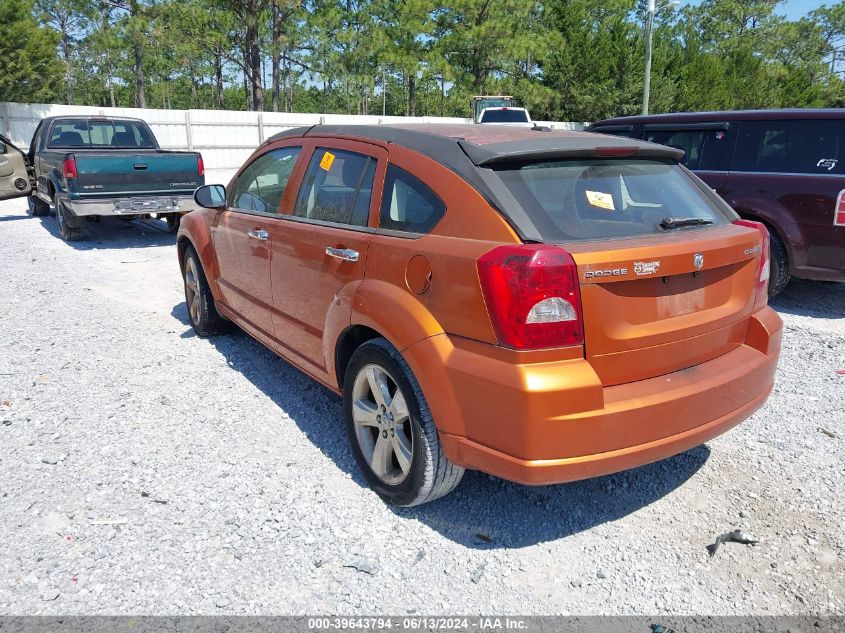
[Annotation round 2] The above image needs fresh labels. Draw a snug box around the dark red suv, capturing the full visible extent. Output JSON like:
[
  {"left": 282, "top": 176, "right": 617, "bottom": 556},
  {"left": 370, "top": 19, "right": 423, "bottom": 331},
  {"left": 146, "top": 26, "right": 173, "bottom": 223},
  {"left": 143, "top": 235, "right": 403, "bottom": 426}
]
[{"left": 589, "top": 109, "right": 845, "bottom": 295}]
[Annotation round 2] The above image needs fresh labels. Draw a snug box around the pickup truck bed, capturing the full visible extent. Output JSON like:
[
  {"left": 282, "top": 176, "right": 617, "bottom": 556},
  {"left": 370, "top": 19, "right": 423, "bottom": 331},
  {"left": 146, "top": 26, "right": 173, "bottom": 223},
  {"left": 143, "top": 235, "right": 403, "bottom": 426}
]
[
  {"left": 0, "top": 115, "right": 204, "bottom": 241},
  {"left": 58, "top": 149, "right": 203, "bottom": 216}
]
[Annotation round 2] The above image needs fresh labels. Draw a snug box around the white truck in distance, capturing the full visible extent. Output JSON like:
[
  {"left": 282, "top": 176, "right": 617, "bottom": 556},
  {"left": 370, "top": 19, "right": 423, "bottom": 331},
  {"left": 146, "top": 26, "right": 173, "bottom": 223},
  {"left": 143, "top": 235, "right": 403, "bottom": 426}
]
[{"left": 477, "top": 107, "right": 534, "bottom": 127}]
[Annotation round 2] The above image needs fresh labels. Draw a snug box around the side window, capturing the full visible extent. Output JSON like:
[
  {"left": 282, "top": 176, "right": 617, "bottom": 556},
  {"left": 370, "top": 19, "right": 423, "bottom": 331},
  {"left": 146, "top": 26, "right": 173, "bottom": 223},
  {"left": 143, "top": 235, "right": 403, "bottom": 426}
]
[
  {"left": 230, "top": 146, "right": 301, "bottom": 214},
  {"left": 294, "top": 148, "right": 376, "bottom": 227},
  {"left": 645, "top": 128, "right": 730, "bottom": 171},
  {"left": 379, "top": 165, "right": 445, "bottom": 234},
  {"left": 733, "top": 120, "right": 843, "bottom": 174}
]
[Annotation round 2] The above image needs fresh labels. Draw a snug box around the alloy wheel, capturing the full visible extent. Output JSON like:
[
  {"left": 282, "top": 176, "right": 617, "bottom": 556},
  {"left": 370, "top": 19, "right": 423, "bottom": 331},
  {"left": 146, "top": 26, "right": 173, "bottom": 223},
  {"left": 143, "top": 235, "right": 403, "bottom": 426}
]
[
  {"left": 350, "top": 364, "right": 414, "bottom": 485},
  {"left": 184, "top": 256, "right": 201, "bottom": 325}
]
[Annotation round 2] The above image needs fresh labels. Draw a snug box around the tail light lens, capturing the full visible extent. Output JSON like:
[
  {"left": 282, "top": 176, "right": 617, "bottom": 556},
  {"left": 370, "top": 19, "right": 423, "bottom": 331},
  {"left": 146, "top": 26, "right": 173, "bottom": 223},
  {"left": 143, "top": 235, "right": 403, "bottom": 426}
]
[
  {"left": 835, "top": 189, "right": 845, "bottom": 226},
  {"left": 477, "top": 244, "right": 584, "bottom": 349},
  {"left": 62, "top": 155, "right": 78, "bottom": 180},
  {"left": 734, "top": 219, "right": 770, "bottom": 311},
  {"left": 197, "top": 154, "right": 205, "bottom": 177}
]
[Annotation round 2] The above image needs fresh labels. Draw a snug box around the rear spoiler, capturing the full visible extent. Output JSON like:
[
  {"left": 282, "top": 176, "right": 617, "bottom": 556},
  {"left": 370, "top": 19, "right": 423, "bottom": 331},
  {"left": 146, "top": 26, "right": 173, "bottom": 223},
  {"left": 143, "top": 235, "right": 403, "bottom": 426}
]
[{"left": 459, "top": 136, "right": 685, "bottom": 166}]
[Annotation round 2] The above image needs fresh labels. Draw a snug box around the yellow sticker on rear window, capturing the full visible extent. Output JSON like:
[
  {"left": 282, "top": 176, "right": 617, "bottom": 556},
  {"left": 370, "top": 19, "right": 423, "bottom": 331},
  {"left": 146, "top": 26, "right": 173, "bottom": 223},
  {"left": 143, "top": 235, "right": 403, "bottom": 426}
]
[
  {"left": 585, "top": 190, "right": 615, "bottom": 211},
  {"left": 319, "top": 151, "right": 335, "bottom": 171}
]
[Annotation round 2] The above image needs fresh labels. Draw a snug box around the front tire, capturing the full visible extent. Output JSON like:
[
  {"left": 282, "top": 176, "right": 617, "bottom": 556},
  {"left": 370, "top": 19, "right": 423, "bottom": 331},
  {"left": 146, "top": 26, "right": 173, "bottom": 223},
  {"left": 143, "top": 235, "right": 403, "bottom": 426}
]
[
  {"left": 344, "top": 338, "right": 464, "bottom": 506},
  {"left": 27, "top": 195, "right": 50, "bottom": 217},
  {"left": 767, "top": 229, "right": 790, "bottom": 297},
  {"left": 182, "top": 245, "right": 227, "bottom": 337}
]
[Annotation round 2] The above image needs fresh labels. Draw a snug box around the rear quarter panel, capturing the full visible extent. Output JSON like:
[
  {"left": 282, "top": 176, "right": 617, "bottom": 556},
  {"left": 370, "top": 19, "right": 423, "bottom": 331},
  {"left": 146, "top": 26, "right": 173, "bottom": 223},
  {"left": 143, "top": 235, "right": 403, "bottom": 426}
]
[
  {"left": 353, "top": 145, "right": 520, "bottom": 350},
  {"left": 722, "top": 172, "right": 845, "bottom": 276}
]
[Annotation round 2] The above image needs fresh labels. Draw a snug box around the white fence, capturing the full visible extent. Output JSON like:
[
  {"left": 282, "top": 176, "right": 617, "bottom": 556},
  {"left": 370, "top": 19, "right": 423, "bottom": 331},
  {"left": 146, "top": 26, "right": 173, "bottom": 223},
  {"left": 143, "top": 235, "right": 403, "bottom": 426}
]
[{"left": 0, "top": 102, "right": 586, "bottom": 185}]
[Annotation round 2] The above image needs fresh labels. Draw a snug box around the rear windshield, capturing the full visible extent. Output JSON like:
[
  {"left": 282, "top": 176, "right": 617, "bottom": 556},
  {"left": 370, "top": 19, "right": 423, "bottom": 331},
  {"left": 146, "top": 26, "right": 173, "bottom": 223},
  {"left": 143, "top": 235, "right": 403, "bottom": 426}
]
[
  {"left": 493, "top": 158, "right": 731, "bottom": 242},
  {"left": 48, "top": 119, "right": 157, "bottom": 149},
  {"left": 481, "top": 109, "right": 529, "bottom": 123}
]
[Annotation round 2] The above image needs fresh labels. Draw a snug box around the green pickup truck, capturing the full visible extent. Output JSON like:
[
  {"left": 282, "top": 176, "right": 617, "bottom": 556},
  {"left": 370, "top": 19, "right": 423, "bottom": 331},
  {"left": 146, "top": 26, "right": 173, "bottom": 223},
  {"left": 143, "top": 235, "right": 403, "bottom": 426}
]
[{"left": 0, "top": 115, "right": 204, "bottom": 241}]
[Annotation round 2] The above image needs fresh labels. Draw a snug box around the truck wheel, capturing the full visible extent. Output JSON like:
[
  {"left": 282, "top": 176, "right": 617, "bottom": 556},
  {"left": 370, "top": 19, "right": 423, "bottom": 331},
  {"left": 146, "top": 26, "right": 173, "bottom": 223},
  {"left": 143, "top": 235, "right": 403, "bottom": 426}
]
[
  {"left": 56, "top": 201, "right": 86, "bottom": 242},
  {"left": 343, "top": 338, "right": 464, "bottom": 507},
  {"left": 27, "top": 195, "right": 50, "bottom": 217},
  {"left": 165, "top": 214, "right": 181, "bottom": 233},
  {"left": 767, "top": 230, "right": 790, "bottom": 297},
  {"left": 182, "top": 245, "right": 227, "bottom": 336}
]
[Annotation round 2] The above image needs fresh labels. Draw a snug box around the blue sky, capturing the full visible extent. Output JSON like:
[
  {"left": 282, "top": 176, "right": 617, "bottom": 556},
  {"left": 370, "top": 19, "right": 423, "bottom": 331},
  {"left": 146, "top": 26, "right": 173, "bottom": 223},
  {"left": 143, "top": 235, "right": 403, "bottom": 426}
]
[{"left": 680, "top": 0, "right": 828, "bottom": 20}]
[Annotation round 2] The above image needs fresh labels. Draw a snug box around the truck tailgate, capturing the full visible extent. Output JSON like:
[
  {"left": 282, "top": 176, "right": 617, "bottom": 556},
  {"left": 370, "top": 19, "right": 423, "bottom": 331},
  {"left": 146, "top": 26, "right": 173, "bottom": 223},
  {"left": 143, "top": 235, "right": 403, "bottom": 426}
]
[{"left": 74, "top": 151, "right": 201, "bottom": 196}]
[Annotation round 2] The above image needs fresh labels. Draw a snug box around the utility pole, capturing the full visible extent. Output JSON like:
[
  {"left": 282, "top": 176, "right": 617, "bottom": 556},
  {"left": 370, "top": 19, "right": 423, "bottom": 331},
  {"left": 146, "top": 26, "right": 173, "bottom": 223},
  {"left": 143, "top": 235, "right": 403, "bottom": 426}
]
[{"left": 642, "top": 0, "right": 655, "bottom": 116}]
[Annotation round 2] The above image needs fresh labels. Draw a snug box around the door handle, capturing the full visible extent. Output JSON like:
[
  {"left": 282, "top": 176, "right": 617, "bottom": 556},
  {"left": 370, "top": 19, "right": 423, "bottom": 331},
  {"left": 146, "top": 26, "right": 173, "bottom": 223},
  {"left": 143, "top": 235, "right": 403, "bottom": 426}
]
[
  {"left": 247, "top": 229, "right": 269, "bottom": 240},
  {"left": 325, "top": 247, "right": 359, "bottom": 262}
]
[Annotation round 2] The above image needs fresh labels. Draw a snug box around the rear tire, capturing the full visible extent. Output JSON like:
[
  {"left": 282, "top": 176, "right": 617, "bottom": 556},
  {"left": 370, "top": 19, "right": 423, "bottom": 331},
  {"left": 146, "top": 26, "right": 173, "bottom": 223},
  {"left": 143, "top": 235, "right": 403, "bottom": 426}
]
[
  {"left": 56, "top": 201, "right": 86, "bottom": 242},
  {"left": 27, "top": 195, "right": 50, "bottom": 217},
  {"left": 767, "top": 230, "right": 790, "bottom": 297},
  {"left": 165, "top": 214, "right": 181, "bottom": 233},
  {"left": 182, "top": 245, "right": 227, "bottom": 337},
  {"left": 343, "top": 338, "right": 464, "bottom": 506}
]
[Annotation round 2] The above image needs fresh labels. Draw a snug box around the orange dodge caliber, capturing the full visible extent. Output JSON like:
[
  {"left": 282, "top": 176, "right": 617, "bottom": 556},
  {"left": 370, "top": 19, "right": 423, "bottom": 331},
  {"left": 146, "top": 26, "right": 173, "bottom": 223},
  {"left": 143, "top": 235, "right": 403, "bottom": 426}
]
[{"left": 179, "top": 124, "right": 782, "bottom": 506}]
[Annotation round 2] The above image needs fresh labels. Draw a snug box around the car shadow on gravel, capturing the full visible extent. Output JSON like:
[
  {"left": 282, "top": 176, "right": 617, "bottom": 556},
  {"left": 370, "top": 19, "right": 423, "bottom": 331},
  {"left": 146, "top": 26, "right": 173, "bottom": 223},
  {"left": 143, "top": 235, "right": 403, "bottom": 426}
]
[
  {"left": 171, "top": 301, "right": 711, "bottom": 549},
  {"left": 770, "top": 279, "right": 845, "bottom": 320},
  {"left": 36, "top": 211, "right": 176, "bottom": 250}
]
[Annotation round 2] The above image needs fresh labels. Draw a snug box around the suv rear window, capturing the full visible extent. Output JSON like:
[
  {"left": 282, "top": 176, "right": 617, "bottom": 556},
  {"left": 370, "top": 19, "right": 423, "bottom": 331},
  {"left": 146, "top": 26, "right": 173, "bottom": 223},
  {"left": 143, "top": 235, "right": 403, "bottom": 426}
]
[{"left": 493, "top": 158, "right": 730, "bottom": 242}]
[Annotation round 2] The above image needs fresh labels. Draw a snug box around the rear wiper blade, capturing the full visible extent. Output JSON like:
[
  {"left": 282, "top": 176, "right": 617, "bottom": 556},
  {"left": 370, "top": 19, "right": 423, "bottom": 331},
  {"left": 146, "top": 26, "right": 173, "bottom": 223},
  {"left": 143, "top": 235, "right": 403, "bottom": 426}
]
[{"left": 660, "top": 216, "right": 714, "bottom": 230}]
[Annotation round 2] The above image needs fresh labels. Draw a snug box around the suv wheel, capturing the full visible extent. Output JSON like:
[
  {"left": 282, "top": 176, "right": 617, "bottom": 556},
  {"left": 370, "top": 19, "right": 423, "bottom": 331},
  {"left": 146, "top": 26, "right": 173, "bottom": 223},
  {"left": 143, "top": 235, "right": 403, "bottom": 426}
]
[
  {"left": 767, "top": 229, "right": 790, "bottom": 297},
  {"left": 182, "top": 246, "right": 227, "bottom": 336},
  {"left": 344, "top": 338, "right": 464, "bottom": 506},
  {"left": 27, "top": 195, "right": 50, "bottom": 217},
  {"left": 56, "top": 201, "right": 86, "bottom": 241}
]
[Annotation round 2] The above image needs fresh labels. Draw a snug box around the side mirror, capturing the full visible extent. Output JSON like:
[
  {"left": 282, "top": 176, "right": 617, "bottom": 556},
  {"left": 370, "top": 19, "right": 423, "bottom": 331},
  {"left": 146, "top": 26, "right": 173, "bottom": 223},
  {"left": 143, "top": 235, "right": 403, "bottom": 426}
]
[
  {"left": 0, "top": 142, "right": 7, "bottom": 154},
  {"left": 194, "top": 184, "right": 226, "bottom": 209}
]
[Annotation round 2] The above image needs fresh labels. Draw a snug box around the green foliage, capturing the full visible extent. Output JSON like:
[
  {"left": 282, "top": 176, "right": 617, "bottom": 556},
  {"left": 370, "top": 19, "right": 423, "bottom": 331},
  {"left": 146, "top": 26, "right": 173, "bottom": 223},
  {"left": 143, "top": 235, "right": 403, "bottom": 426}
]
[
  {"left": 0, "top": 0, "right": 62, "bottom": 103},
  {"left": 4, "top": 0, "right": 844, "bottom": 118}
]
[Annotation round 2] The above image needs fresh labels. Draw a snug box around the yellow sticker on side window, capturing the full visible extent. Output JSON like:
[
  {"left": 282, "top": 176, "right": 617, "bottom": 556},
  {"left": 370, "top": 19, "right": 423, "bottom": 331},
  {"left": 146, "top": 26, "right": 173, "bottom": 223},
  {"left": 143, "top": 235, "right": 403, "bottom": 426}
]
[
  {"left": 585, "top": 190, "right": 615, "bottom": 211},
  {"left": 319, "top": 151, "right": 335, "bottom": 171}
]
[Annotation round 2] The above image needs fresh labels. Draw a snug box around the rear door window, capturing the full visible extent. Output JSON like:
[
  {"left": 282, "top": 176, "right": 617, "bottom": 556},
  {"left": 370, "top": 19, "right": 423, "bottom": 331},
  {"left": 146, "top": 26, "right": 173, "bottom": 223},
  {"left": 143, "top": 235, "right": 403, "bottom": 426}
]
[
  {"left": 230, "top": 146, "right": 301, "bottom": 214},
  {"left": 379, "top": 165, "right": 445, "bottom": 234},
  {"left": 294, "top": 148, "right": 376, "bottom": 227},
  {"left": 645, "top": 128, "right": 731, "bottom": 171},
  {"left": 493, "top": 158, "right": 731, "bottom": 242},
  {"left": 732, "top": 120, "right": 843, "bottom": 174}
]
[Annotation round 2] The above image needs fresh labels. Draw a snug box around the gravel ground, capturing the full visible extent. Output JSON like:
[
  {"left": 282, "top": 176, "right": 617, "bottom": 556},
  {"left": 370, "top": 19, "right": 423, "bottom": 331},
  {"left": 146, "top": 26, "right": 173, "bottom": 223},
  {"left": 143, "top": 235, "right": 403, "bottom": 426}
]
[{"left": 0, "top": 199, "right": 842, "bottom": 615}]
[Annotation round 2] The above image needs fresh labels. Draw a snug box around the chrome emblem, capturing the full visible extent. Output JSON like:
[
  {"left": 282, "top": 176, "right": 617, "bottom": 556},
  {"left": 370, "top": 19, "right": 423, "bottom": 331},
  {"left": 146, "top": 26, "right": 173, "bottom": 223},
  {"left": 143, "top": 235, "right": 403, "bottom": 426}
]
[
  {"left": 694, "top": 253, "right": 704, "bottom": 270},
  {"left": 634, "top": 260, "right": 661, "bottom": 276}
]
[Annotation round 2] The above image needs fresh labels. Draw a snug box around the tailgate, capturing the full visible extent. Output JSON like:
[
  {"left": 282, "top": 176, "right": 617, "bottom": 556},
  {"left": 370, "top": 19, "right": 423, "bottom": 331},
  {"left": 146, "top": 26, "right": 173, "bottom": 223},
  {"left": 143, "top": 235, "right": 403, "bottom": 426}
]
[
  {"left": 75, "top": 152, "right": 201, "bottom": 196},
  {"left": 570, "top": 225, "right": 763, "bottom": 386}
]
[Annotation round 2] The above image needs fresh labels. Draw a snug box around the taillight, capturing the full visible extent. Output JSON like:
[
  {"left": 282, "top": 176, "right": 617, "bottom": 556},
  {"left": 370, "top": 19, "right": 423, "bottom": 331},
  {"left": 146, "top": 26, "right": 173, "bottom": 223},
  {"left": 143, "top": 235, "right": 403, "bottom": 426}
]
[
  {"left": 197, "top": 154, "right": 205, "bottom": 177},
  {"left": 734, "top": 219, "right": 770, "bottom": 311},
  {"left": 477, "top": 244, "right": 584, "bottom": 350},
  {"left": 835, "top": 189, "right": 845, "bottom": 226},
  {"left": 62, "top": 155, "right": 77, "bottom": 180}
]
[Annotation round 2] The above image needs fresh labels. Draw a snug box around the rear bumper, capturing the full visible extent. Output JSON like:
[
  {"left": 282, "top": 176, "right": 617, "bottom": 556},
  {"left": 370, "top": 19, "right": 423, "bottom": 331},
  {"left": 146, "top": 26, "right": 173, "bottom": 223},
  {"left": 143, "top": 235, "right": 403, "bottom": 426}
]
[
  {"left": 405, "top": 307, "right": 783, "bottom": 486},
  {"left": 62, "top": 194, "right": 199, "bottom": 217}
]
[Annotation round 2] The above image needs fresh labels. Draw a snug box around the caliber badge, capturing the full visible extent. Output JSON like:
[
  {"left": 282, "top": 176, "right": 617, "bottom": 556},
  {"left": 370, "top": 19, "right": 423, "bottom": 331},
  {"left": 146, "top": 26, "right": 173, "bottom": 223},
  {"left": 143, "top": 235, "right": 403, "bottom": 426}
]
[{"left": 634, "top": 260, "right": 660, "bottom": 276}]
